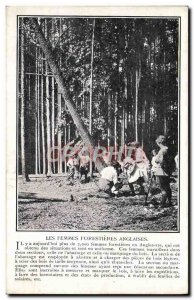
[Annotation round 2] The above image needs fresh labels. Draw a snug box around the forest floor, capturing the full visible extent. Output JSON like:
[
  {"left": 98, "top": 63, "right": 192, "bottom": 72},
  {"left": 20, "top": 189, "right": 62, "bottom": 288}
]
[{"left": 17, "top": 174, "right": 178, "bottom": 232}]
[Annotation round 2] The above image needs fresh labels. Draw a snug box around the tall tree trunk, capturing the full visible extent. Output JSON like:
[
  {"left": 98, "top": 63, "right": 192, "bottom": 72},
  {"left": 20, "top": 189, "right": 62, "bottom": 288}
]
[
  {"left": 89, "top": 18, "right": 95, "bottom": 177},
  {"left": 89, "top": 18, "right": 95, "bottom": 134},
  {"left": 45, "top": 19, "right": 52, "bottom": 176},
  {"left": 20, "top": 18, "right": 29, "bottom": 181},
  {"left": 57, "top": 18, "right": 62, "bottom": 174},
  {"left": 123, "top": 22, "right": 128, "bottom": 151},
  {"left": 121, "top": 103, "right": 125, "bottom": 148},
  {"left": 51, "top": 76, "right": 55, "bottom": 173},
  {"left": 41, "top": 52, "right": 46, "bottom": 174},
  {"left": 114, "top": 93, "right": 118, "bottom": 160},
  {"left": 107, "top": 92, "right": 111, "bottom": 150},
  {"left": 124, "top": 75, "right": 128, "bottom": 155},
  {"left": 64, "top": 121, "right": 67, "bottom": 173},
  {"left": 68, "top": 124, "right": 71, "bottom": 141},
  {"left": 135, "top": 57, "right": 141, "bottom": 142},
  {"left": 51, "top": 19, "right": 55, "bottom": 173},
  {"left": 35, "top": 47, "right": 38, "bottom": 174},
  {"left": 37, "top": 48, "right": 41, "bottom": 174},
  {"left": 141, "top": 101, "right": 145, "bottom": 147},
  {"left": 57, "top": 90, "right": 62, "bottom": 173},
  {"left": 163, "top": 51, "right": 167, "bottom": 135},
  {"left": 130, "top": 71, "right": 134, "bottom": 139},
  {"left": 30, "top": 18, "right": 105, "bottom": 172},
  {"left": 46, "top": 64, "right": 52, "bottom": 176},
  {"left": 51, "top": 14, "right": 55, "bottom": 173},
  {"left": 147, "top": 43, "right": 152, "bottom": 142},
  {"left": 121, "top": 74, "right": 128, "bottom": 148},
  {"left": 135, "top": 69, "right": 138, "bottom": 141},
  {"left": 82, "top": 81, "right": 85, "bottom": 117}
]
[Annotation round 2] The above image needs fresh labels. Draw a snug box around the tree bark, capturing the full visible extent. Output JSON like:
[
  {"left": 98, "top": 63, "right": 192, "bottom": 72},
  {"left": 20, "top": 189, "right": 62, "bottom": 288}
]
[
  {"left": 57, "top": 18, "right": 62, "bottom": 174},
  {"left": 51, "top": 76, "right": 55, "bottom": 173},
  {"left": 89, "top": 18, "right": 95, "bottom": 177},
  {"left": 41, "top": 52, "right": 46, "bottom": 174},
  {"left": 135, "top": 57, "right": 141, "bottom": 142},
  {"left": 68, "top": 124, "right": 71, "bottom": 141},
  {"left": 121, "top": 103, "right": 125, "bottom": 148},
  {"left": 20, "top": 18, "right": 29, "bottom": 181},
  {"left": 57, "top": 90, "right": 62, "bottom": 173},
  {"left": 46, "top": 64, "right": 52, "bottom": 176},
  {"left": 141, "top": 101, "right": 145, "bottom": 148},
  {"left": 89, "top": 18, "right": 95, "bottom": 134},
  {"left": 45, "top": 19, "right": 52, "bottom": 176},
  {"left": 64, "top": 120, "right": 67, "bottom": 173},
  {"left": 37, "top": 47, "right": 41, "bottom": 174},
  {"left": 114, "top": 93, "right": 118, "bottom": 160},
  {"left": 51, "top": 19, "right": 55, "bottom": 173},
  {"left": 30, "top": 18, "right": 105, "bottom": 172},
  {"left": 82, "top": 81, "right": 85, "bottom": 117},
  {"left": 124, "top": 75, "right": 128, "bottom": 155},
  {"left": 135, "top": 69, "right": 138, "bottom": 141},
  {"left": 107, "top": 92, "right": 111, "bottom": 150},
  {"left": 35, "top": 46, "right": 38, "bottom": 174},
  {"left": 163, "top": 51, "right": 167, "bottom": 135}
]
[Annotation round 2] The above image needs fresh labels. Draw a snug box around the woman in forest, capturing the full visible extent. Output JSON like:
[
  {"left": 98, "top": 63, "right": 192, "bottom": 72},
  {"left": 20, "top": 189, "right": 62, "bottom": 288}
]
[
  {"left": 124, "top": 141, "right": 149, "bottom": 196},
  {"left": 130, "top": 141, "right": 150, "bottom": 181},
  {"left": 124, "top": 158, "right": 146, "bottom": 196},
  {"left": 67, "top": 154, "right": 79, "bottom": 185},
  {"left": 153, "top": 135, "right": 172, "bottom": 207},
  {"left": 79, "top": 157, "right": 90, "bottom": 183},
  {"left": 98, "top": 161, "right": 122, "bottom": 196}
]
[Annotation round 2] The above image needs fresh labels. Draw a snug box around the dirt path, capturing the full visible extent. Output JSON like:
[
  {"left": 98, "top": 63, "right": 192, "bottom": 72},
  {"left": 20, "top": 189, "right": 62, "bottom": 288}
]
[{"left": 17, "top": 177, "right": 178, "bottom": 231}]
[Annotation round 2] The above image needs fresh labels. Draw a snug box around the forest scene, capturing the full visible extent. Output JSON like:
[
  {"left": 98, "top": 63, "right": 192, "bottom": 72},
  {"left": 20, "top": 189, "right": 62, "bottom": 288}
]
[{"left": 17, "top": 17, "right": 179, "bottom": 231}]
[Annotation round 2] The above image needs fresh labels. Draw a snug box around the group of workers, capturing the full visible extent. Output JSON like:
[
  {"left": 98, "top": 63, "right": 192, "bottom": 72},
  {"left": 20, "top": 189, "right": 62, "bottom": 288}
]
[
  {"left": 98, "top": 135, "right": 177, "bottom": 208},
  {"left": 66, "top": 153, "right": 90, "bottom": 184},
  {"left": 66, "top": 135, "right": 178, "bottom": 208}
]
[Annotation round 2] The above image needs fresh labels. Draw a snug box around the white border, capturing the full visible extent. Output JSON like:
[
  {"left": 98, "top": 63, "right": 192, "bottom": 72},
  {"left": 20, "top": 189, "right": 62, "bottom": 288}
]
[{"left": 2, "top": 1, "right": 191, "bottom": 299}]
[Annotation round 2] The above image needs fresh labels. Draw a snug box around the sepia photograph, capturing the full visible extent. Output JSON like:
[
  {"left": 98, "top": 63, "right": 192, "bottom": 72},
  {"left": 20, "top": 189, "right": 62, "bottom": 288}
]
[{"left": 17, "top": 16, "right": 179, "bottom": 232}]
